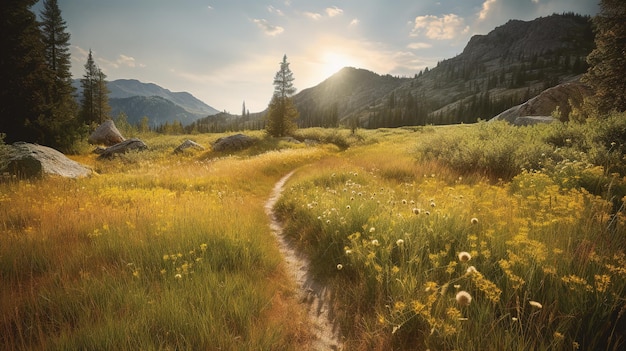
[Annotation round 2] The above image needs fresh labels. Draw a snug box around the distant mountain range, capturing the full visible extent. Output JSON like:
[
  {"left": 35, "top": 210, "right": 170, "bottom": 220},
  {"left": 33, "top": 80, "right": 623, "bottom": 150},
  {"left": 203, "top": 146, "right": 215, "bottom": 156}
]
[
  {"left": 190, "top": 12, "right": 594, "bottom": 131},
  {"left": 80, "top": 13, "right": 594, "bottom": 131},
  {"left": 73, "top": 79, "right": 220, "bottom": 126}
]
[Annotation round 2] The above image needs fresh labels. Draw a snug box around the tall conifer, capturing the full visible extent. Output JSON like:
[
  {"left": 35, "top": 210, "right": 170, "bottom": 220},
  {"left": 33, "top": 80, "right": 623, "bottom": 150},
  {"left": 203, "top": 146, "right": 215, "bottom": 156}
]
[
  {"left": 40, "top": 0, "right": 81, "bottom": 150},
  {"left": 0, "top": 0, "right": 52, "bottom": 143},
  {"left": 266, "top": 54, "right": 299, "bottom": 137}
]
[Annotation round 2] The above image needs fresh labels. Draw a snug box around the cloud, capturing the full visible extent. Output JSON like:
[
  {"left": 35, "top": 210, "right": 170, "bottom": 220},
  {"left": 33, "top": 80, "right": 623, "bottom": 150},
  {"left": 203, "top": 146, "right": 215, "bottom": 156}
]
[
  {"left": 407, "top": 42, "right": 433, "bottom": 50},
  {"left": 117, "top": 54, "right": 137, "bottom": 67},
  {"left": 325, "top": 6, "right": 343, "bottom": 17},
  {"left": 304, "top": 11, "right": 322, "bottom": 20},
  {"left": 411, "top": 14, "right": 469, "bottom": 40},
  {"left": 350, "top": 18, "right": 360, "bottom": 26},
  {"left": 267, "top": 5, "right": 284, "bottom": 16},
  {"left": 478, "top": 0, "right": 498, "bottom": 20},
  {"left": 252, "top": 19, "right": 284, "bottom": 36}
]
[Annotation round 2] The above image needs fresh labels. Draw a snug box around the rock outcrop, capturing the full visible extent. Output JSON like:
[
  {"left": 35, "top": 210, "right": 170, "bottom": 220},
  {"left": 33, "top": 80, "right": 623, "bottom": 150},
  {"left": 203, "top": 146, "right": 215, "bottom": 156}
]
[
  {"left": 212, "top": 134, "right": 257, "bottom": 152},
  {"left": 1, "top": 142, "right": 91, "bottom": 179},
  {"left": 98, "top": 138, "right": 148, "bottom": 159},
  {"left": 491, "top": 80, "right": 593, "bottom": 125},
  {"left": 173, "top": 139, "right": 205, "bottom": 154},
  {"left": 88, "top": 120, "right": 125, "bottom": 146}
]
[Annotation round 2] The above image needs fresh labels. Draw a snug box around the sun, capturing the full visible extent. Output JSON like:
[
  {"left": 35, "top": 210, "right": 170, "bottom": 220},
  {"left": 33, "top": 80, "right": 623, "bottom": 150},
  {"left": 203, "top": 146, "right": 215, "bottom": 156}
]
[{"left": 319, "top": 52, "right": 355, "bottom": 79}]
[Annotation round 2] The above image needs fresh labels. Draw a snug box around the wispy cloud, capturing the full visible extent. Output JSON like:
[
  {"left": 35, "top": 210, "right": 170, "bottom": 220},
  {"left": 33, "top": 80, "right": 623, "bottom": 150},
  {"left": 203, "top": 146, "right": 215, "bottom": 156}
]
[
  {"left": 304, "top": 11, "right": 322, "bottom": 20},
  {"left": 252, "top": 18, "right": 284, "bottom": 36},
  {"left": 325, "top": 6, "right": 343, "bottom": 17},
  {"left": 411, "top": 14, "right": 469, "bottom": 40},
  {"left": 117, "top": 54, "right": 137, "bottom": 67},
  {"left": 350, "top": 18, "right": 360, "bottom": 26},
  {"left": 267, "top": 5, "right": 284, "bottom": 16},
  {"left": 407, "top": 42, "right": 432, "bottom": 50}
]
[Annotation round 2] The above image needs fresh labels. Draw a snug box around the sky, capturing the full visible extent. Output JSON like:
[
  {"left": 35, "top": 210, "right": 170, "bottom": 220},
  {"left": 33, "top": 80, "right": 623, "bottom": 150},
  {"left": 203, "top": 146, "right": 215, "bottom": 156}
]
[{"left": 32, "top": 0, "right": 599, "bottom": 114}]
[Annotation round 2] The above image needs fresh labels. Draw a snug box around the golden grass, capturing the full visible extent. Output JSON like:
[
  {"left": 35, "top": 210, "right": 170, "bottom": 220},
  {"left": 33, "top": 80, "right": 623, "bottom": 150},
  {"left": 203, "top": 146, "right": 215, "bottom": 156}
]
[
  {"left": 0, "top": 131, "right": 331, "bottom": 350},
  {"left": 2, "top": 125, "right": 624, "bottom": 350}
]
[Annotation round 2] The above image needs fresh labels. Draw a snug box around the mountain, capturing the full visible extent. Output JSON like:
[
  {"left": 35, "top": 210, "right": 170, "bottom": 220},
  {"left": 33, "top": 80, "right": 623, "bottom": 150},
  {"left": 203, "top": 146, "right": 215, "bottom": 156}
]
[
  {"left": 189, "top": 13, "right": 594, "bottom": 132},
  {"left": 107, "top": 79, "right": 219, "bottom": 117},
  {"left": 109, "top": 96, "right": 203, "bottom": 127},
  {"left": 294, "top": 68, "right": 410, "bottom": 127},
  {"left": 359, "top": 13, "right": 594, "bottom": 127},
  {"left": 73, "top": 79, "right": 220, "bottom": 126}
]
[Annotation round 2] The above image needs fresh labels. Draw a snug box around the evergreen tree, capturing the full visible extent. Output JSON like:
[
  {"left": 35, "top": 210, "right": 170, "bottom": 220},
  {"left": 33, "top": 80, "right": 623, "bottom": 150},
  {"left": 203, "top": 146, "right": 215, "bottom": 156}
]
[
  {"left": 94, "top": 68, "right": 111, "bottom": 123},
  {"left": 80, "top": 50, "right": 110, "bottom": 125},
  {"left": 583, "top": 0, "right": 626, "bottom": 113},
  {"left": 80, "top": 50, "right": 97, "bottom": 125},
  {"left": 0, "top": 0, "right": 52, "bottom": 143},
  {"left": 266, "top": 55, "right": 299, "bottom": 137},
  {"left": 39, "top": 0, "right": 82, "bottom": 150}
]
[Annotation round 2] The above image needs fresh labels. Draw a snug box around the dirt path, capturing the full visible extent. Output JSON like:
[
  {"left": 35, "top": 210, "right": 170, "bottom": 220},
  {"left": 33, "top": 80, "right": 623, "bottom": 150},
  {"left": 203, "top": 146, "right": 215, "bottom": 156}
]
[{"left": 265, "top": 171, "right": 343, "bottom": 351}]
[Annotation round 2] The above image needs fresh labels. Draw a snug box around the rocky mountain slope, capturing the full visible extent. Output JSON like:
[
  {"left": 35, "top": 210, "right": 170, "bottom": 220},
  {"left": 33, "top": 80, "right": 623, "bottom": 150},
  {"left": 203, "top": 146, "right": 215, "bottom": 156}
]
[{"left": 359, "top": 13, "right": 594, "bottom": 127}]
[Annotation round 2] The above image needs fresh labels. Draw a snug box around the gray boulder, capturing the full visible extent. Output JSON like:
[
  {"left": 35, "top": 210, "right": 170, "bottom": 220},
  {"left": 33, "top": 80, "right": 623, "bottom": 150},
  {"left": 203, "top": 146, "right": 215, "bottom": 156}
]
[
  {"left": 212, "top": 134, "right": 257, "bottom": 152},
  {"left": 2, "top": 142, "right": 91, "bottom": 179},
  {"left": 492, "top": 80, "right": 593, "bottom": 125},
  {"left": 174, "top": 139, "right": 205, "bottom": 154},
  {"left": 98, "top": 138, "right": 148, "bottom": 159},
  {"left": 88, "top": 120, "right": 125, "bottom": 146}
]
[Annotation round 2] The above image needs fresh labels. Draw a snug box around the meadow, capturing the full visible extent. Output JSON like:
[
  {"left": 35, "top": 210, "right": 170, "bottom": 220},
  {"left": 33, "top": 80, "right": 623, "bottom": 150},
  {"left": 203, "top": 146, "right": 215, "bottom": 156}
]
[{"left": 1, "top": 115, "right": 625, "bottom": 350}]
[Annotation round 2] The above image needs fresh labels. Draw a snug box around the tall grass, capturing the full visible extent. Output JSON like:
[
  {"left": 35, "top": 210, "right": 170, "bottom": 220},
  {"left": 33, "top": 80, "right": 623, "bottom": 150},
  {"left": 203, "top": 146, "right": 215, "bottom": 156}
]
[
  {"left": 276, "top": 124, "right": 626, "bottom": 350},
  {"left": 0, "top": 132, "right": 330, "bottom": 350},
  {"left": 2, "top": 122, "right": 624, "bottom": 350}
]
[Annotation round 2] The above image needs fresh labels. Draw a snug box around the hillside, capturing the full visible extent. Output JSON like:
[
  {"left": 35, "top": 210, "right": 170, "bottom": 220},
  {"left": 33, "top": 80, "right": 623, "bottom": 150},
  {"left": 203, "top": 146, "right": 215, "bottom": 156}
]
[
  {"left": 361, "top": 13, "right": 593, "bottom": 127},
  {"left": 109, "top": 96, "right": 202, "bottom": 127},
  {"left": 73, "top": 79, "right": 220, "bottom": 126},
  {"left": 107, "top": 79, "right": 219, "bottom": 117}
]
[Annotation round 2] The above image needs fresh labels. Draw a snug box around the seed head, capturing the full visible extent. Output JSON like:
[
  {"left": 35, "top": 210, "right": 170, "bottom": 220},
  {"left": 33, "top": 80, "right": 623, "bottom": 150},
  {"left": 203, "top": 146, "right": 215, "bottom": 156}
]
[
  {"left": 456, "top": 291, "right": 472, "bottom": 306},
  {"left": 458, "top": 251, "right": 472, "bottom": 262}
]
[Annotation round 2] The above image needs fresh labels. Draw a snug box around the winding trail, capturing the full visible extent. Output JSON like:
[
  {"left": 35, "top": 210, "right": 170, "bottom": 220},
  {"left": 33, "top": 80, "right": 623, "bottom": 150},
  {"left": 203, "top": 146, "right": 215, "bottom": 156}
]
[{"left": 265, "top": 171, "right": 343, "bottom": 351}]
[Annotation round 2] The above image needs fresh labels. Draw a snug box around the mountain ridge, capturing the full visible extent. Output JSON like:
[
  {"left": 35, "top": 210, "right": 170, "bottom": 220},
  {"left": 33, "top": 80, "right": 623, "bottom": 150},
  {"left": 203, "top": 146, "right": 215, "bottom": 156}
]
[
  {"left": 72, "top": 79, "right": 220, "bottom": 126},
  {"left": 188, "top": 13, "right": 594, "bottom": 132}
]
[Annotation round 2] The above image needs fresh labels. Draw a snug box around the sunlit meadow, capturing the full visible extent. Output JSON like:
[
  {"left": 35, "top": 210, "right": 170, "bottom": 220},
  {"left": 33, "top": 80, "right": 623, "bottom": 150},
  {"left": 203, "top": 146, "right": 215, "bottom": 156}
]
[
  {"left": 2, "top": 117, "right": 625, "bottom": 350},
  {"left": 275, "top": 119, "right": 626, "bottom": 350},
  {"left": 0, "top": 132, "right": 333, "bottom": 350}
]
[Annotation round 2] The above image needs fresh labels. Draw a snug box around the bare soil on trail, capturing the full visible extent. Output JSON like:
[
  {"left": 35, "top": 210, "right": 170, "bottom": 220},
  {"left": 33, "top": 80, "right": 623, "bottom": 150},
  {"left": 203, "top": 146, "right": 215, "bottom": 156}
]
[{"left": 265, "top": 171, "right": 343, "bottom": 351}]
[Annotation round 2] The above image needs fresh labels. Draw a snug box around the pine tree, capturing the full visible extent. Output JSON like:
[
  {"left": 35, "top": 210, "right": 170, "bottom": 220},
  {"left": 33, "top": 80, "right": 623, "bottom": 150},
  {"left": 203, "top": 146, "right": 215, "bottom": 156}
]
[
  {"left": 80, "top": 50, "right": 110, "bottom": 125},
  {"left": 0, "top": 0, "right": 53, "bottom": 143},
  {"left": 39, "top": 0, "right": 82, "bottom": 150},
  {"left": 94, "top": 68, "right": 111, "bottom": 123},
  {"left": 80, "top": 50, "right": 97, "bottom": 125},
  {"left": 266, "top": 55, "right": 299, "bottom": 137},
  {"left": 583, "top": 0, "right": 626, "bottom": 113}
]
